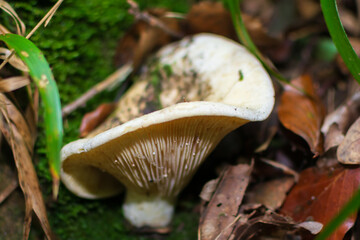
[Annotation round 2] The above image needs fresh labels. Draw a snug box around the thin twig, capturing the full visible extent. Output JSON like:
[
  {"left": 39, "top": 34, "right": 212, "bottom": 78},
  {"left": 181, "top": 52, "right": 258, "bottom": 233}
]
[
  {"left": 127, "top": 0, "right": 183, "bottom": 39},
  {"left": 62, "top": 63, "right": 133, "bottom": 118},
  {"left": 26, "top": 0, "right": 63, "bottom": 39},
  {"left": 0, "top": 177, "right": 18, "bottom": 204}
]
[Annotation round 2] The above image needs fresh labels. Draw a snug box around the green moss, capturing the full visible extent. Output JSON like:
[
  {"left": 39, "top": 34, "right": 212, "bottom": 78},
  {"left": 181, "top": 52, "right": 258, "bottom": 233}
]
[{"left": 3, "top": 0, "right": 199, "bottom": 239}]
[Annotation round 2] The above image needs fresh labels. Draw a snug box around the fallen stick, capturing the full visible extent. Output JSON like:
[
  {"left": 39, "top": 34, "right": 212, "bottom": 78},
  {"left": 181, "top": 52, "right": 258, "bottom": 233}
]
[{"left": 62, "top": 63, "right": 133, "bottom": 118}]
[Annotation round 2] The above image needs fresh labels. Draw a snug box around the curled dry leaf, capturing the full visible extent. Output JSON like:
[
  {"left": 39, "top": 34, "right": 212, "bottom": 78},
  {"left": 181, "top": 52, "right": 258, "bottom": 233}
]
[
  {"left": 281, "top": 164, "right": 360, "bottom": 240},
  {"left": 278, "top": 74, "right": 325, "bottom": 156},
  {"left": 79, "top": 102, "right": 116, "bottom": 137},
  {"left": 0, "top": 94, "right": 54, "bottom": 240},
  {"left": 199, "top": 162, "right": 253, "bottom": 240},
  {"left": 337, "top": 117, "right": 360, "bottom": 164}
]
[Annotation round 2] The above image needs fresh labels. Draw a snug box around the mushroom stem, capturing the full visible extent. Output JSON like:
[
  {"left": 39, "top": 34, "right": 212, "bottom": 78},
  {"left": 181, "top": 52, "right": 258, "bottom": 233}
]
[{"left": 123, "top": 190, "right": 175, "bottom": 228}]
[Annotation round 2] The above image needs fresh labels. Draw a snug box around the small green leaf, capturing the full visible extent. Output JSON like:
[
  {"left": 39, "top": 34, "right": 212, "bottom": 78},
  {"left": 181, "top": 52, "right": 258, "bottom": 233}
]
[{"left": 0, "top": 33, "right": 63, "bottom": 199}]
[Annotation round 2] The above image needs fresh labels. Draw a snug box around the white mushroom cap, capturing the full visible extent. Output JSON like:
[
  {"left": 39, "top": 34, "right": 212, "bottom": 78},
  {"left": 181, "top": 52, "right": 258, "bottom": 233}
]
[{"left": 61, "top": 33, "right": 275, "bottom": 228}]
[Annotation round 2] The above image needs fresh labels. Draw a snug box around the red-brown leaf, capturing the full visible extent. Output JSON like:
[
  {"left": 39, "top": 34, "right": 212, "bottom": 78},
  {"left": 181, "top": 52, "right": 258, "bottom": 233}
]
[
  {"left": 281, "top": 165, "right": 360, "bottom": 240},
  {"left": 278, "top": 74, "right": 325, "bottom": 156},
  {"left": 79, "top": 102, "right": 116, "bottom": 137}
]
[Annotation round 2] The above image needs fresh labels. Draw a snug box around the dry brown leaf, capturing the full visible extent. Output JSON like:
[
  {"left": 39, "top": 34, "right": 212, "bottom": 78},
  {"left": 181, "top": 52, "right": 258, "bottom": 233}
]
[
  {"left": 337, "top": 117, "right": 360, "bottom": 164},
  {"left": 0, "top": 76, "right": 30, "bottom": 93},
  {"left": 79, "top": 102, "right": 116, "bottom": 137},
  {"left": 245, "top": 177, "right": 295, "bottom": 210},
  {"left": 281, "top": 165, "right": 360, "bottom": 240},
  {"left": 199, "top": 162, "right": 253, "bottom": 240},
  {"left": 199, "top": 178, "right": 219, "bottom": 202},
  {"left": 0, "top": 94, "right": 54, "bottom": 240},
  {"left": 0, "top": 48, "right": 29, "bottom": 72},
  {"left": 0, "top": 1, "right": 26, "bottom": 36},
  {"left": 324, "top": 123, "right": 344, "bottom": 152},
  {"left": 0, "top": 94, "right": 34, "bottom": 154},
  {"left": 322, "top": 91, "right": 360, "bottom": 135},
  {"left": 278, "top": 74, "right": 325, "bottom": 156}
]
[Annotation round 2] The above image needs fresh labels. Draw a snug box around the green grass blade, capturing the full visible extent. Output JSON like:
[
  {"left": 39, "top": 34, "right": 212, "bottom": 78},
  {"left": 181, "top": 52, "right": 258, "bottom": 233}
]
[
  {"left": 321, "top": 0, "right": 360, "bottom": 84},
  {"left": 315, "top": 187, "right": 360, "bottom": 240},
  {"left": 0, "top": 33, "right": 63, "bottom": 199}
]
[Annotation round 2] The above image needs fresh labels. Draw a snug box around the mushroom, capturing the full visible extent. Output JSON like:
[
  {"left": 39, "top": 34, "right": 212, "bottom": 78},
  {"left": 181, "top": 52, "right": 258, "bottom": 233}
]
[{"left": 61, "top": 33, "right": 275, "bottom": 228}]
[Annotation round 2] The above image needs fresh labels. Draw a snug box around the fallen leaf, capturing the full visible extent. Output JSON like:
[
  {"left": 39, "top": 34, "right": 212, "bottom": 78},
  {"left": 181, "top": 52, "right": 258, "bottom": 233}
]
[
  {"left": 0, "top": 94, "right": 34, "bottom": 153},
  {"left": 0, "top": 48, "right": 29, "bottom": 72},
  {"left": 337, "top": 117, "right": 360, "bottom": 164},
  {"left": 0, "top": 76, "right": 30, "bottom": 92},
  {"left": 245, "top": 177, "right": 295, "bottom": 210},
  {"left": 199, "top": 162, "right": 253, "bottom": 240},
  {"left": 281, "top": 165, "right": 360, "bottom": 240},
  {"left": 324, "top": 123, "right": 344, "bottom": 152},
  {"left": 278, "top": 74, "right": 325, "bottom": 156},
  {"left": 199, "top": 178, "right": 219, "bottom": 202},
  {"left": 79, "top": 102, "right": 116, "bottom": 137},
  {"left": 0, "top": 94, "right": 54, "bottom": 240},
  {"left": 232, "top": 205, "right": 322, "bottom": 239},
  {"left": 322, "top": 91, "right": 360, "bottom": 135}
]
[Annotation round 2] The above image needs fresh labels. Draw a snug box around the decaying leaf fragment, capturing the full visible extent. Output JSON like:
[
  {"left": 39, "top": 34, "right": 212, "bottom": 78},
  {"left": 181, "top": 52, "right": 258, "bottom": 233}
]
[
  {"left": 281, "top": 164, "right": 360, "bottom": 240},
  {"left": 232, "top": 206, "right": 322, "bottom": 239},
  {"left": 245, "top": 177, "right": 295, "bottom": 210},
  {"left": 278, "top": 74, "right": 325, "bottom": 156},
  {"left": 0, "top": 94, "right": 54, "bottom": 240},
  {"left": 337, "top": 117, "right": 360, "bottom": 164},
  {"left": 199, "top": 162, "right": 253, "bottom": 240}
]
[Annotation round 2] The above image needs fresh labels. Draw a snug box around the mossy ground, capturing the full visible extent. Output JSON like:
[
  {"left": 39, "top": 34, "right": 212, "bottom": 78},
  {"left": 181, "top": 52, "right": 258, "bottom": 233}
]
[{"left": 5, "top": 1, "right": 200, "bottom": 239}]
